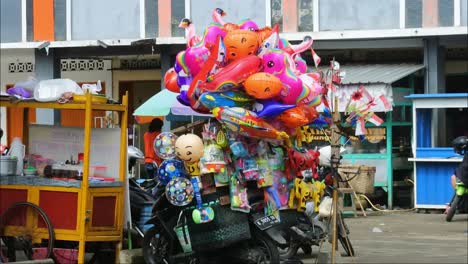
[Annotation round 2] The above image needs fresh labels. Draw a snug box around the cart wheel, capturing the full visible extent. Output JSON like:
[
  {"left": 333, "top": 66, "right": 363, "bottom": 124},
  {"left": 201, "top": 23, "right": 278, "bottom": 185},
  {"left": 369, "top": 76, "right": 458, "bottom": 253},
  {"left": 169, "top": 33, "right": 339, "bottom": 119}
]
[{"left": 0, "top": 202, "right": 55, "bottom": 262}]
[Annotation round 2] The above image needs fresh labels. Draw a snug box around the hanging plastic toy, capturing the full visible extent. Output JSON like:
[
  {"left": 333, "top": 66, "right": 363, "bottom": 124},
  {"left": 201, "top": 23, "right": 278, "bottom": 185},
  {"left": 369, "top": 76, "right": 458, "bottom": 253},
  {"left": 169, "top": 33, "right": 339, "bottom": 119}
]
[
  {"left": 154, "top": 132, "right": 179, "bottom": 160},
  {"left": 191, "top": 176, "right": 215, "bottom": 224},
  {"left": 165, "top": 177, "right": 194, "bottom": 206},
  {"left": 212, "top": 106, "right": 290, "bottom": 141},
  {"left": 230, "top": 174, "right": 250, "bottom": 213},
  {"left": 158, "top": 159, "right": 187, "bottom": 185}
]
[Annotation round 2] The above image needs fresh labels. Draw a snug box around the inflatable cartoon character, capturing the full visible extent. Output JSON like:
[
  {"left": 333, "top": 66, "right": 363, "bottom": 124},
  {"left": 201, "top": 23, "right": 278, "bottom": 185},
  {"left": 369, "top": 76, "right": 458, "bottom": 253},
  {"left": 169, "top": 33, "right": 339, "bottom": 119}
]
[
  {"left": 262, "top": 49, "right": 303, "bottom": 105},
  {"left": 224, "top": 29, "right": 259, "bottom": 62},
  {"left": 175, "top": 134, "right": 204, "bottom": 176},
  {"left": 244, "top": 72, "right": 283, "bottom": 99}
]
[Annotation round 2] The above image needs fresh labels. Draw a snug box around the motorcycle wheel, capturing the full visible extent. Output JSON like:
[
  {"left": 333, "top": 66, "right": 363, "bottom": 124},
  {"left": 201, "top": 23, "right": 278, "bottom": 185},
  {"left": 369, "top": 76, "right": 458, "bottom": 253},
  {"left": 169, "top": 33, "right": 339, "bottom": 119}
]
[
  {"left": 278, "top": 240, "right": 300, "bottom": 260},
  {"left": 249, "top": 229, "right": 280, "bottom": 264},
  {"left": 446, "top": 195, "right": 459, "bottom": 222},
  {"left": 143, "top": 225, "right": 198, "bottom": 264},
  {"left": 301, "top": 245, "right": 312, "bottom": 255},
  {"left": 142, "top": 226, "right": 171, "bottom": 264}
]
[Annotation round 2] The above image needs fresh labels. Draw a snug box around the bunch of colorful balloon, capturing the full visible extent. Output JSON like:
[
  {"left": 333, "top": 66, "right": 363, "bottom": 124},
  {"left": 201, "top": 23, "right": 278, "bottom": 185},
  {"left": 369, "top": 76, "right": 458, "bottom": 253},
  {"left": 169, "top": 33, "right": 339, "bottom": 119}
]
[{"left": 164, "top": 8, "right": 326, "bottom": 143}]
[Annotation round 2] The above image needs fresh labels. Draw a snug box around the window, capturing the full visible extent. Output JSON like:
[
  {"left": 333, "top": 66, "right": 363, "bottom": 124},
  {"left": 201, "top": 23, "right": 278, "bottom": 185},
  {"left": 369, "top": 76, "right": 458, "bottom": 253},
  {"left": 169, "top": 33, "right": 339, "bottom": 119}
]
[
  {"left": 145, "top": 0, "right": 159, "bottom": 38},
  {"left": 462, "top": 0, "right": 468, "bottom": 26},
  {"left": 406, "top": 0, "right": 423, "bottom": 28},
  {"left": 71, "top": 0, "right": 140, "bottom": 40},
  {"left": 54, "top": 0, "right": 66, "bottom": 41},
  {"left": 298, "top": 0, "right": 313, "bottom": 32},
  {"left": 191, "top": 0, "right": 267, "bottom": 36},
  {"left": 319, "top": 0, "right": 399, "bottom": 31},
  {"left": 0, "top": 0, "right": 22, "bottom": 43},
  {"left": 171, "top": 0, "right": 185, "bottom": 37},
  {"left": 439, "top": 0, "right": 454, "bottom": 27},
  {"left": 271, "top": 0, "right": 283, "bottom": 32}
]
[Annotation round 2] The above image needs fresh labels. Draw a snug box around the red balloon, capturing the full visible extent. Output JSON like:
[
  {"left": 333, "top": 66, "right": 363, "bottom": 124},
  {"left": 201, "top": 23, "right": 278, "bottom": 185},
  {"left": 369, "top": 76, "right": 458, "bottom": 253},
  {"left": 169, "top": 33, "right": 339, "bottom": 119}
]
[
  {"left": 277, "top": 107, "right": 310, "bottom": 128},
  {"left": 202, "top": 55, "right": 262, "bottom": 92},
  {"left": 164, "top": 68, "right": 180, "bottom": 93},
  {"left": 299, "top": 104, "right": 319, "bottom": 123}
]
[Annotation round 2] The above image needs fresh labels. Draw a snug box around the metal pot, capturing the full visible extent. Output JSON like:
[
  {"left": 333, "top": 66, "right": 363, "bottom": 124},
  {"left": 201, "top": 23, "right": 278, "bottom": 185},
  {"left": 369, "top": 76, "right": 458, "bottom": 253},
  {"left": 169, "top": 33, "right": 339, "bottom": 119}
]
[{"left": 0, "top": 156, "right": 18, "bottom": 176}]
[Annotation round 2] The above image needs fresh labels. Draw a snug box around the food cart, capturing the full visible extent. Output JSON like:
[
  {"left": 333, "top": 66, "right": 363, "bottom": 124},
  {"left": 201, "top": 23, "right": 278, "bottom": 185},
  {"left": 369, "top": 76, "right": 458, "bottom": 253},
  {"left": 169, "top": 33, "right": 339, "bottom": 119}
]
[
  {"left": 406, "top": 93, "right": 468, "bottom": 209},
  {"left": 0, "top": 92, "right": 128, "bottom": 263}
]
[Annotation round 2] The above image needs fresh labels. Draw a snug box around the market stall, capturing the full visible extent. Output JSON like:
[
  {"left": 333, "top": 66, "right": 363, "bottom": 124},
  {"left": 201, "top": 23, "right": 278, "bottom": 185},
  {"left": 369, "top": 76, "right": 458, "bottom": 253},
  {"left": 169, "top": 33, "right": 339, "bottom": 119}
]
[
  {"left": 134, "top": 9, "right": 392, "bottom": 263},
  {"left": 0, "top": 92, "right": 128, "bottom": 263},
  {"left": 406, "top": 93, "right": 468, "bottom": 209}
]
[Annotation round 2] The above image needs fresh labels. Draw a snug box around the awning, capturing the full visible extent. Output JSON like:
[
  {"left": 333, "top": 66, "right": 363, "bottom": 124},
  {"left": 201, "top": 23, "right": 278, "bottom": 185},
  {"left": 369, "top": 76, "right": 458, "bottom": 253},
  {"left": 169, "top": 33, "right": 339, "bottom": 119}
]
[
  {"left": 338, "top": 64, "right": 425, "bottom": 85},
  {"left": 133, "top": 89, "right": 210, "bottom": 124},
  {"left": 319, "top": 64, "right": 425, "bottom": 112}
]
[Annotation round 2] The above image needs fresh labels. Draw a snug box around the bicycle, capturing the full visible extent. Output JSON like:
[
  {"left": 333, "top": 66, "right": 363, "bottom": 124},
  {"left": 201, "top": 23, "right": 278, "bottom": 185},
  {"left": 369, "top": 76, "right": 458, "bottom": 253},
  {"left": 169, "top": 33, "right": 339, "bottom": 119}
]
[{"left": 0, "top": 202, "right": 55, "bottom": 262}]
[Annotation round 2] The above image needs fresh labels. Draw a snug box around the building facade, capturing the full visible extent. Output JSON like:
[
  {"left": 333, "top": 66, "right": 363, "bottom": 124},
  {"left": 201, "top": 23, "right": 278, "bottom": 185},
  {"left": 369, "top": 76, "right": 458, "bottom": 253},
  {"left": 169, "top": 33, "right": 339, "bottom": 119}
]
[{"left": 1, "top": 0, "right": 467, "bottom": 208}]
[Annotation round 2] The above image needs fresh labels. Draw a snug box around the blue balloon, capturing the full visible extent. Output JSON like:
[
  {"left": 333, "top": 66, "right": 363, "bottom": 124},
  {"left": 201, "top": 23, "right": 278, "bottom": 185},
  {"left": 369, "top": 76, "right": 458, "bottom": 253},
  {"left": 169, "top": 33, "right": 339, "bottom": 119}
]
[
  {"left": 158, "top": 159, "right": 187, "bottom": 185},
  {"left": 309, "top": 115, "right": 328, "bottom": 128},
  {"left": 252, "top": 100, "right": 296, "bottom": 119},
  {"left": 199, "top": 91, "right": 253, "bottom": 110},
  {"left": 323, "top": 107, "right": 332, "bottom": 118}
]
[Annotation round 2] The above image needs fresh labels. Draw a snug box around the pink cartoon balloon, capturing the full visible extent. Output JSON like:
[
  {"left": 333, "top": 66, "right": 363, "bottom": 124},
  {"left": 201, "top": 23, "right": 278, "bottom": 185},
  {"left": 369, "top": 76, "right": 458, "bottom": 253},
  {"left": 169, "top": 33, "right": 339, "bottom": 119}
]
[
  {"left": 238, "top": 19, "right": 259, "bottom": 31},
  {"left": 294, "top": 55, "right": 308, "bottom": 74},
  {"left": 184, "top": 45, "right": 210, "bottom": 77},
  {"left": 262, "top": 49, "right": 303, "bottom": 105},
  {"left": 297, "top": 74, "right": 322, "bottom": 107},
  {"left": 200, "top": 23, "right": 226, "bottom": 49},
  {"left": 179, "top": 18, "right": 201, "bottom": 48}
]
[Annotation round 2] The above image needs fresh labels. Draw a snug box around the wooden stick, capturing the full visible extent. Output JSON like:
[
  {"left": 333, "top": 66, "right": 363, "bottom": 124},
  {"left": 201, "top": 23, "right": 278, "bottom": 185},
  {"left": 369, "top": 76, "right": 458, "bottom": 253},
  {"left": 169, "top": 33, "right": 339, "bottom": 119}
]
[
  {"left": 170, "top": 118, "right": 211, "bottom": 134},
  {"left": 330, "top": 69, "right": 341, "bottom": 264}
]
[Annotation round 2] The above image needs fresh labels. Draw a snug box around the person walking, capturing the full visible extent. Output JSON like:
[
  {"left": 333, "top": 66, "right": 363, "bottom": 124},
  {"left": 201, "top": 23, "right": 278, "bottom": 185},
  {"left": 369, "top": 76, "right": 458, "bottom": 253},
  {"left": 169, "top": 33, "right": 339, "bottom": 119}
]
[{"left": 143, "top": 118, "right": 163, "bottom": 179}]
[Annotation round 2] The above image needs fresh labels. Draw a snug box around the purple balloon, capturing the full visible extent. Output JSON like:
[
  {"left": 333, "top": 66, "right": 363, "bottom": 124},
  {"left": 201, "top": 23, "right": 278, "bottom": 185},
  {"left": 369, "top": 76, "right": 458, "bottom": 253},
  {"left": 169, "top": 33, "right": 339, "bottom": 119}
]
[
  {"left": 177, "top": 75, "right": 192, "bottom": 87},
  {"left": 174, "top": 62, "right": 182, "bottom": 73},
  {"left": 252, "top": 100, "right": 296, "bottom": 119},
  {"left": 177, "top": 92, "right": 191, "bottom": 106}
]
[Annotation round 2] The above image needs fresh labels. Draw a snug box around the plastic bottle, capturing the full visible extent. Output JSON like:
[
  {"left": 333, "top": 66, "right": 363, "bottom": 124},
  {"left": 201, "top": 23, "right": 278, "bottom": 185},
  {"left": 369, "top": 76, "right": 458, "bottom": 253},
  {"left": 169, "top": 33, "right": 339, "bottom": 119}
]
[{"left": 9, "top": 138, "right": 25, "bottom": 175}]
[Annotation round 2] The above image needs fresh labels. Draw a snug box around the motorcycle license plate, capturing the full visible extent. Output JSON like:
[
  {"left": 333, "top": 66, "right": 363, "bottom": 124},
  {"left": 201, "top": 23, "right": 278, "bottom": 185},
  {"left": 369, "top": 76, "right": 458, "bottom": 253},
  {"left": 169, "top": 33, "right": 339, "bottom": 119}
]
[{"left": 254, "top": 215, "right": 280, "bottom": 231}]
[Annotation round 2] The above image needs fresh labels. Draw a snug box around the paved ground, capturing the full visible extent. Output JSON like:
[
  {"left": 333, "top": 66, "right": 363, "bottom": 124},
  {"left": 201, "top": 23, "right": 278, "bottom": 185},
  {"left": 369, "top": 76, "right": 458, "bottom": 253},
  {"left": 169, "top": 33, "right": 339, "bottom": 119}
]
[{"left": 300, "top": 212, "right": 468, "bottom": 264}]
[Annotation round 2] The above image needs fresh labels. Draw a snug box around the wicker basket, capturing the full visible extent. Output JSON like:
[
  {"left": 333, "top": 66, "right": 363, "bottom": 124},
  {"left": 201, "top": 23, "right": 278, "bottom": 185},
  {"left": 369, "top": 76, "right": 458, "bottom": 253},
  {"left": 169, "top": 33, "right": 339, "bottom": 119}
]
[{"left": 338, "top": 164, "right": 376, "bottom": 194}]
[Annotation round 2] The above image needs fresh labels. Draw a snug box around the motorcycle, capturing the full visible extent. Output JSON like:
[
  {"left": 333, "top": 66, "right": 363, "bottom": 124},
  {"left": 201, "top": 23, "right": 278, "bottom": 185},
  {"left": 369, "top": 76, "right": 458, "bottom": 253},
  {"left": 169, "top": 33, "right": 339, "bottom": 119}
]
[
  {"left": 126, "top": 146, "right": 161, "bottom": 246},
  {"left": 142, "top": 185, "right": 280, "bottom": 264},
  {"left": 445, "top": 136, "right": 468, "bottom": 222},
  {"left": 445, "top": 178, "right": 468, "bottom": 222}
]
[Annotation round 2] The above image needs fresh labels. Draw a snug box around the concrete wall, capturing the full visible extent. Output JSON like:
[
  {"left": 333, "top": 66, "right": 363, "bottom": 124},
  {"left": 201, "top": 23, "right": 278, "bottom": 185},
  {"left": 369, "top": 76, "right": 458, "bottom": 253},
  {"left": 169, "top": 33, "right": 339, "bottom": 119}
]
[
  {"left": 0, "top": 49, "right": 35, "bottom": 145},
  {"left": 60, "top": 59, "right": 113, "bottom": 97}
]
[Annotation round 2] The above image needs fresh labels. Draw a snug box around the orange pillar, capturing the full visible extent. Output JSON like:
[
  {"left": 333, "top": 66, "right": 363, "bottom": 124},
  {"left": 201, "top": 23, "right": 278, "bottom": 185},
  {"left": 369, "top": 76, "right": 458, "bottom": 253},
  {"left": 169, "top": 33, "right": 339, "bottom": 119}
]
[
  {"left": 158, "top": 0, "right": 172, "bottom": 37},
  {"left": 33, "top": 0, "right": 55, "bottom": 41},
  {"left": 282, "top": 0, "right": 298, "bottom": 32},
  {"left": 423, "top": 0, "right": 439, "bottom": 27}
]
